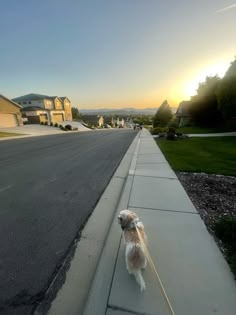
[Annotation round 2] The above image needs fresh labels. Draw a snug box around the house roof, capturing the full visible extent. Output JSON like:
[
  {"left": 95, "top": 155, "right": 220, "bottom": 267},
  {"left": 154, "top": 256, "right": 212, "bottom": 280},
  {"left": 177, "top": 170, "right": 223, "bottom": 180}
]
[
  {"left": 82, "top": 115, "right": 103, "bottom": 123},
  {"left": 0, "top": 94, "right": 22, "bottom": 109},
  {"left": 12, "top": 93, "right": 51, "bottom": 101},
  {"left": 21, "top": 106, "right": 46, "bottom": 111},
  {"left": 176, "top": 101, "right": 191, "bottom": 117},
  {"left": 60, "top": 97, "right": 71, "bottom": 103},
  {"left": 12, "top": 93, "right": 63, "bottom": 102}
]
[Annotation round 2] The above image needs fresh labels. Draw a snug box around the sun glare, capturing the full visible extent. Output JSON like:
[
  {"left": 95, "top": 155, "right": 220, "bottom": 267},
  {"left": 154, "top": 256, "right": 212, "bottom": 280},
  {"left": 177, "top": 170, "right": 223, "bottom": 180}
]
[{"left": 184, "top": 61, "right": 230, "bottom": 98}]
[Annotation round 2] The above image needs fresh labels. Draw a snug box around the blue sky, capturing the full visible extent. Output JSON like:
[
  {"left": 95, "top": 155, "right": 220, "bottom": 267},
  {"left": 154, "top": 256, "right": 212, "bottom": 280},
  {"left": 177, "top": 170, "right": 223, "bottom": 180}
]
[{"left": 0, "top": 0, "right": 235, "bottom": 108}]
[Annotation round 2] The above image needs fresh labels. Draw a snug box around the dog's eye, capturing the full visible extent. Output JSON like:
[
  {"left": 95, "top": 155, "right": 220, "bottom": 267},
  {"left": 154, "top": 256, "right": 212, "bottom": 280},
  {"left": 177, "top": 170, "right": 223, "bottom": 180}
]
[{"left": 119, "top": 217, "right": 123, "bottom": 222}]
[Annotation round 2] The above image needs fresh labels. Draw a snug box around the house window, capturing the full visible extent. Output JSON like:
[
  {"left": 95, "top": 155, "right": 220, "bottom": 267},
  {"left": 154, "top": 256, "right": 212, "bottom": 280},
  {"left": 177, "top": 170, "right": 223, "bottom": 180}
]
[
  {"left": 56, "top": 101, "right": 62, "bottom": 109},
  {"left": 45, "top": 100, "right": 52, "bottom": 109},
  {"left": 28, "top": 101, "right": 31, "bottom": 104},
  {"left": 23, "top": 101, "right": 27, "bottom": 104}
]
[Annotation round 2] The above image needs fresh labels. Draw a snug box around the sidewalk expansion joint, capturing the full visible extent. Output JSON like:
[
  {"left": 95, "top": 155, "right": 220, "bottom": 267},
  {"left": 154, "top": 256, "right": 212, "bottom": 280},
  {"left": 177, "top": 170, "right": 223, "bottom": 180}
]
[
  {"left": 107, "top": 305, "right": 152, "bottom": 315},
  {"left": 133, "top": 174, "right": 177, "bottom": 180},
  {"left": 114, "top": 175, "right": 126, "bottom": 179},
  {"left": 138, "top": 153, "right": 162, "bottom": 155},
  {"left": 129, "top": 205, "right": 199, "bottom": 215}
]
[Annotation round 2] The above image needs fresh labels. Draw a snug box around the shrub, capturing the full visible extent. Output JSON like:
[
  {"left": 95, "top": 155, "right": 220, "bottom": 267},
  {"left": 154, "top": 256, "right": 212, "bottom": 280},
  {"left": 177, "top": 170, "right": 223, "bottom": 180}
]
[
  {"left": 65, "top": 124, "right": 72, "bottom": 130},
  {"left": 151, "top": 127, "right": 168, "bottom": 135},
  {"left": 50, "top": 122, "right": 53, "bottom": 126},
  {"left": 215, "top": 217, "right": 236, "bottom": 245},
  {"left": 168, "top": 127, "right": 176, "bottom": 134},
  {"left": 166, "top": 127, "right": 176, "bottom": 141},
  {"left": 40, "top": 121, "right": 44, "bottom": 125},
  {"left": 54, "top": 123, "right": 58, "bottom": 127},
  {"left": 168, "top": 120, "right": 179, "bottom": 129}
]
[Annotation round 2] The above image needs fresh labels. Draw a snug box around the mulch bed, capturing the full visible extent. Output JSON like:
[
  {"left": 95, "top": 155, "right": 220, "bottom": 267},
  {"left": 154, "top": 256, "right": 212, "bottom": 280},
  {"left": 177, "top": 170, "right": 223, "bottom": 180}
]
[{"left": 176, "top": 172, "right": 236, "bottom": 273}]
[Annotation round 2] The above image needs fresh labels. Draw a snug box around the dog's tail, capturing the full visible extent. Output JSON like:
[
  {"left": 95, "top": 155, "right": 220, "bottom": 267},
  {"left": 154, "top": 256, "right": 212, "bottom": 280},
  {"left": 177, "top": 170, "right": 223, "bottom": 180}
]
[{"left": 133, "top": 269, "right": 146, "bottom": 292}]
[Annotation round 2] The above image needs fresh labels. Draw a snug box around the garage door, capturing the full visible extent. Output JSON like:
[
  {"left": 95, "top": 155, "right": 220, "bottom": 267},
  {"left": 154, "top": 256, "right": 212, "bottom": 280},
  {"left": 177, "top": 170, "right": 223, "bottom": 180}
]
[
  {"left": 53, "top": 114, "right": 64, "bottom": 123},
  {"left": 39, "top": 114, "right": 48, "bottom": 123},
  {"left": 0, "top": 113, "right": 18, "bottom": 127}
]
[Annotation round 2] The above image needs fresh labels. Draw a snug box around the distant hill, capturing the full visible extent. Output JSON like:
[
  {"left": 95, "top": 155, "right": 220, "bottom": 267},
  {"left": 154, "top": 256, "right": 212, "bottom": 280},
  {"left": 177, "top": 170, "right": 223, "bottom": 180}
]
[{"left": 79, "top": 107, "right": 176, "bottom": 116}]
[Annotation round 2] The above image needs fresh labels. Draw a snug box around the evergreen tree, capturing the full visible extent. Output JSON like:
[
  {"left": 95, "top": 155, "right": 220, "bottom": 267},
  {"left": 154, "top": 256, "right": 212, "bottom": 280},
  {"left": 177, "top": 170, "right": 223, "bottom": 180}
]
[
  {"left": 153, "top": 100, "right": 172, "bottom": 127},
  {"left": 71, "top": 107, "right": 81, "bottom": 120}
]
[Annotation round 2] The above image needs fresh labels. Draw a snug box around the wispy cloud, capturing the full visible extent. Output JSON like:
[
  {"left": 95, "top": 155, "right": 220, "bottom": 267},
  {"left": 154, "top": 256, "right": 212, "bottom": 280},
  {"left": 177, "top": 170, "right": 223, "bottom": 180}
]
[{"left": 216, "top": 3, "right": 236, "bottom": 13}]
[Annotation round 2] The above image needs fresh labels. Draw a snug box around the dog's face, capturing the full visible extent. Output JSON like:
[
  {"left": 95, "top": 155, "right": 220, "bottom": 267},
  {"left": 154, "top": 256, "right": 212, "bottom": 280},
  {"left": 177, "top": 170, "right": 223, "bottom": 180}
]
[{"left": 118, "top": 210, "right": 138, "bottom": 230}]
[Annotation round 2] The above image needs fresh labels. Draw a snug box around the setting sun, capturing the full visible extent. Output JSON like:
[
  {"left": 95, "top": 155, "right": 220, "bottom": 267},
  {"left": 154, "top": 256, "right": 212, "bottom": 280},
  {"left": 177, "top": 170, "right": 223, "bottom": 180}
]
[{"left": 184, "top": 60, "right": 230, "bottom": 98}]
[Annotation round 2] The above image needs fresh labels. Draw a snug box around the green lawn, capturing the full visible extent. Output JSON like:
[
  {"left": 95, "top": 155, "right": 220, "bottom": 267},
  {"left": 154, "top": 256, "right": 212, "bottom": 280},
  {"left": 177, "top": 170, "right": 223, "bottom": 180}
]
[
  {"left": 176, "top": 126, "right": 236, "bottom": 134},
  {"left": 0, "top": 132, "right": 24, "bottom": 138},
  {"left": 156, "top": 137, "right": 236, "bottom": 176}
]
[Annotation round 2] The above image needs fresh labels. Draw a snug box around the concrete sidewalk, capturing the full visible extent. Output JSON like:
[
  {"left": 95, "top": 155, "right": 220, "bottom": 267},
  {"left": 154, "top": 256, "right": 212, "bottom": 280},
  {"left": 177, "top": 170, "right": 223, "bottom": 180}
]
[
  {"left": 188, "top": 131, "right": 236, "bottom": 137},
  {"left": 84, "top": 129, "right": 236, "bottom": 315}
]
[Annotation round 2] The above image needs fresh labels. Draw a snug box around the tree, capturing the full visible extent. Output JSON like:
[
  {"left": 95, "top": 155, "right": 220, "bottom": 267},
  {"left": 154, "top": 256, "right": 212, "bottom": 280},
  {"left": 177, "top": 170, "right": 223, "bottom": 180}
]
[
  {"left": 217, "top": 57, "right": 236, "bottom": 120},
  {"left": 189, "top": 76, "right": 223, "bottom": 127},
  {"left": 153, "top": 100, "right": 172, "bottom": 127},
  {"left": 71, "top": 107, "right": 81, "bottom": 120}
]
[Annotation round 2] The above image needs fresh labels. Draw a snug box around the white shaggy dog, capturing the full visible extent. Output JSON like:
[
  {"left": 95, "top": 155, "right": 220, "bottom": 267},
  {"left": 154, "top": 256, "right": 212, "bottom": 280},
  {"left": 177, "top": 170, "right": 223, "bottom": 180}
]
[{"left": 118, "top": 210, "right": 147, "bottom": 291}]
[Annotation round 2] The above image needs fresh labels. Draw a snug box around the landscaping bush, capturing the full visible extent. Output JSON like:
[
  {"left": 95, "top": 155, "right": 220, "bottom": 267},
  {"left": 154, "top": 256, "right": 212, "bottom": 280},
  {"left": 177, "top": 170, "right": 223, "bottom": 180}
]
[
  {"left": 168, "top": 127, "right": 176, "bottom": 133},
  {"left": 40, "top": 122, "right": 44, "bottom": 125},
  {"left": 214, "top": 216, "right": 236, "bottom": 275},
  {"left": 54, "top": 123, "right": 58, "bottom": 127},
  {"left": 65, "top": 124, "right": 72, "bottom": 130},
  {"left": 151, "top": 127, "right": 168, "bottom": 135},
  {"left": 215, "top": 217, "right": 236, "bottom": 245},
  {"left": 168, "top": 121, "right": 178, "bottom": 129},
  {"left": 50, "top": 122, "right": 53, "bottom": 126},
  {"left": 166, "top": 127, "right": 176, "bottom": 140}
]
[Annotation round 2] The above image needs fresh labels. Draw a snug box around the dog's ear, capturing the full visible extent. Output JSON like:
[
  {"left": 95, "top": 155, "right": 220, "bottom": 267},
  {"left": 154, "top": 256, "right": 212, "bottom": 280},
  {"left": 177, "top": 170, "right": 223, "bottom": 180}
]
[{"left": 127, "top": 211, "right": 138, "bottom": 220}]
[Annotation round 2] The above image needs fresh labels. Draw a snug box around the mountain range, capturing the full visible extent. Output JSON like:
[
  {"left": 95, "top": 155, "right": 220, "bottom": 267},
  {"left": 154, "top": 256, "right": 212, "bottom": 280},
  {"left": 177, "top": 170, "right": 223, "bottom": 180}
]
[{"left": 79, "top": 107, "right": 176, "bottom": 116}]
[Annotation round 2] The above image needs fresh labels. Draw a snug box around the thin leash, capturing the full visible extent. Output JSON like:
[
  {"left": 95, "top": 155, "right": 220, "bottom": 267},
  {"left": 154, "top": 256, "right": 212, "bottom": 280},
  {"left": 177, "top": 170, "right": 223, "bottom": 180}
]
[{"left": 135, "top": 226, "right": 176, "bottom": 315}]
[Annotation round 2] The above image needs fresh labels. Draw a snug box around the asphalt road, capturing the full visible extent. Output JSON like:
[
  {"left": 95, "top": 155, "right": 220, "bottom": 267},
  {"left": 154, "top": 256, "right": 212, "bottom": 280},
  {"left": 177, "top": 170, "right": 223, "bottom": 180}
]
[{"left": 0, "top": 129, "right": 137, "bottom": 315}]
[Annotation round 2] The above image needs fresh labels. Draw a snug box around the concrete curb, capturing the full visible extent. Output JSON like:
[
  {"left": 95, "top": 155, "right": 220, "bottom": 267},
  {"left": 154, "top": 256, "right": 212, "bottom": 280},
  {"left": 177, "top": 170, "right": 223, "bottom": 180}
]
[
  {"left": 83, "top": 134, "right": 140, "bottom": 315},
  {"left": 34, "top": 132, "right": 140, "bottom": 315},
  {"left": 0, "top": 130, "right": 92, "bottom": 141}
]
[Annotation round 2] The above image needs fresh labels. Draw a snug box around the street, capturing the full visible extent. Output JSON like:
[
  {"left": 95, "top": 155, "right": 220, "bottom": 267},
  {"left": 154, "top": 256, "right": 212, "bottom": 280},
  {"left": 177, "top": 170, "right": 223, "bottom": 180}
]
[{"left": 0, "top": 129, "right": 136, "bottom": 315}]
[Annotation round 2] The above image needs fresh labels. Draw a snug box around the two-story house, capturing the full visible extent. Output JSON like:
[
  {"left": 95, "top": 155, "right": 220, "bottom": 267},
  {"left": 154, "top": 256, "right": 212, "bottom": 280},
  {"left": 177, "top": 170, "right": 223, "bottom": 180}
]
[
  {"left": 82, "top": 115, "right": 104, "bottom": 128},
  {"left": 0, "top": 94, "right": 23, "bottom": 127},
  {"left": 12, "top": 93, "right": 72, "bottom": 124}
]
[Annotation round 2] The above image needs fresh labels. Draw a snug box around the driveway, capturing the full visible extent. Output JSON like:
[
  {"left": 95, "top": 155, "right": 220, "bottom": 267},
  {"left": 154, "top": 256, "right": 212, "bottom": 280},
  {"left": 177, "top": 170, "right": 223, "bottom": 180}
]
[{"left": 0, "top": 122, "right": 91, "bottom": 140}]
